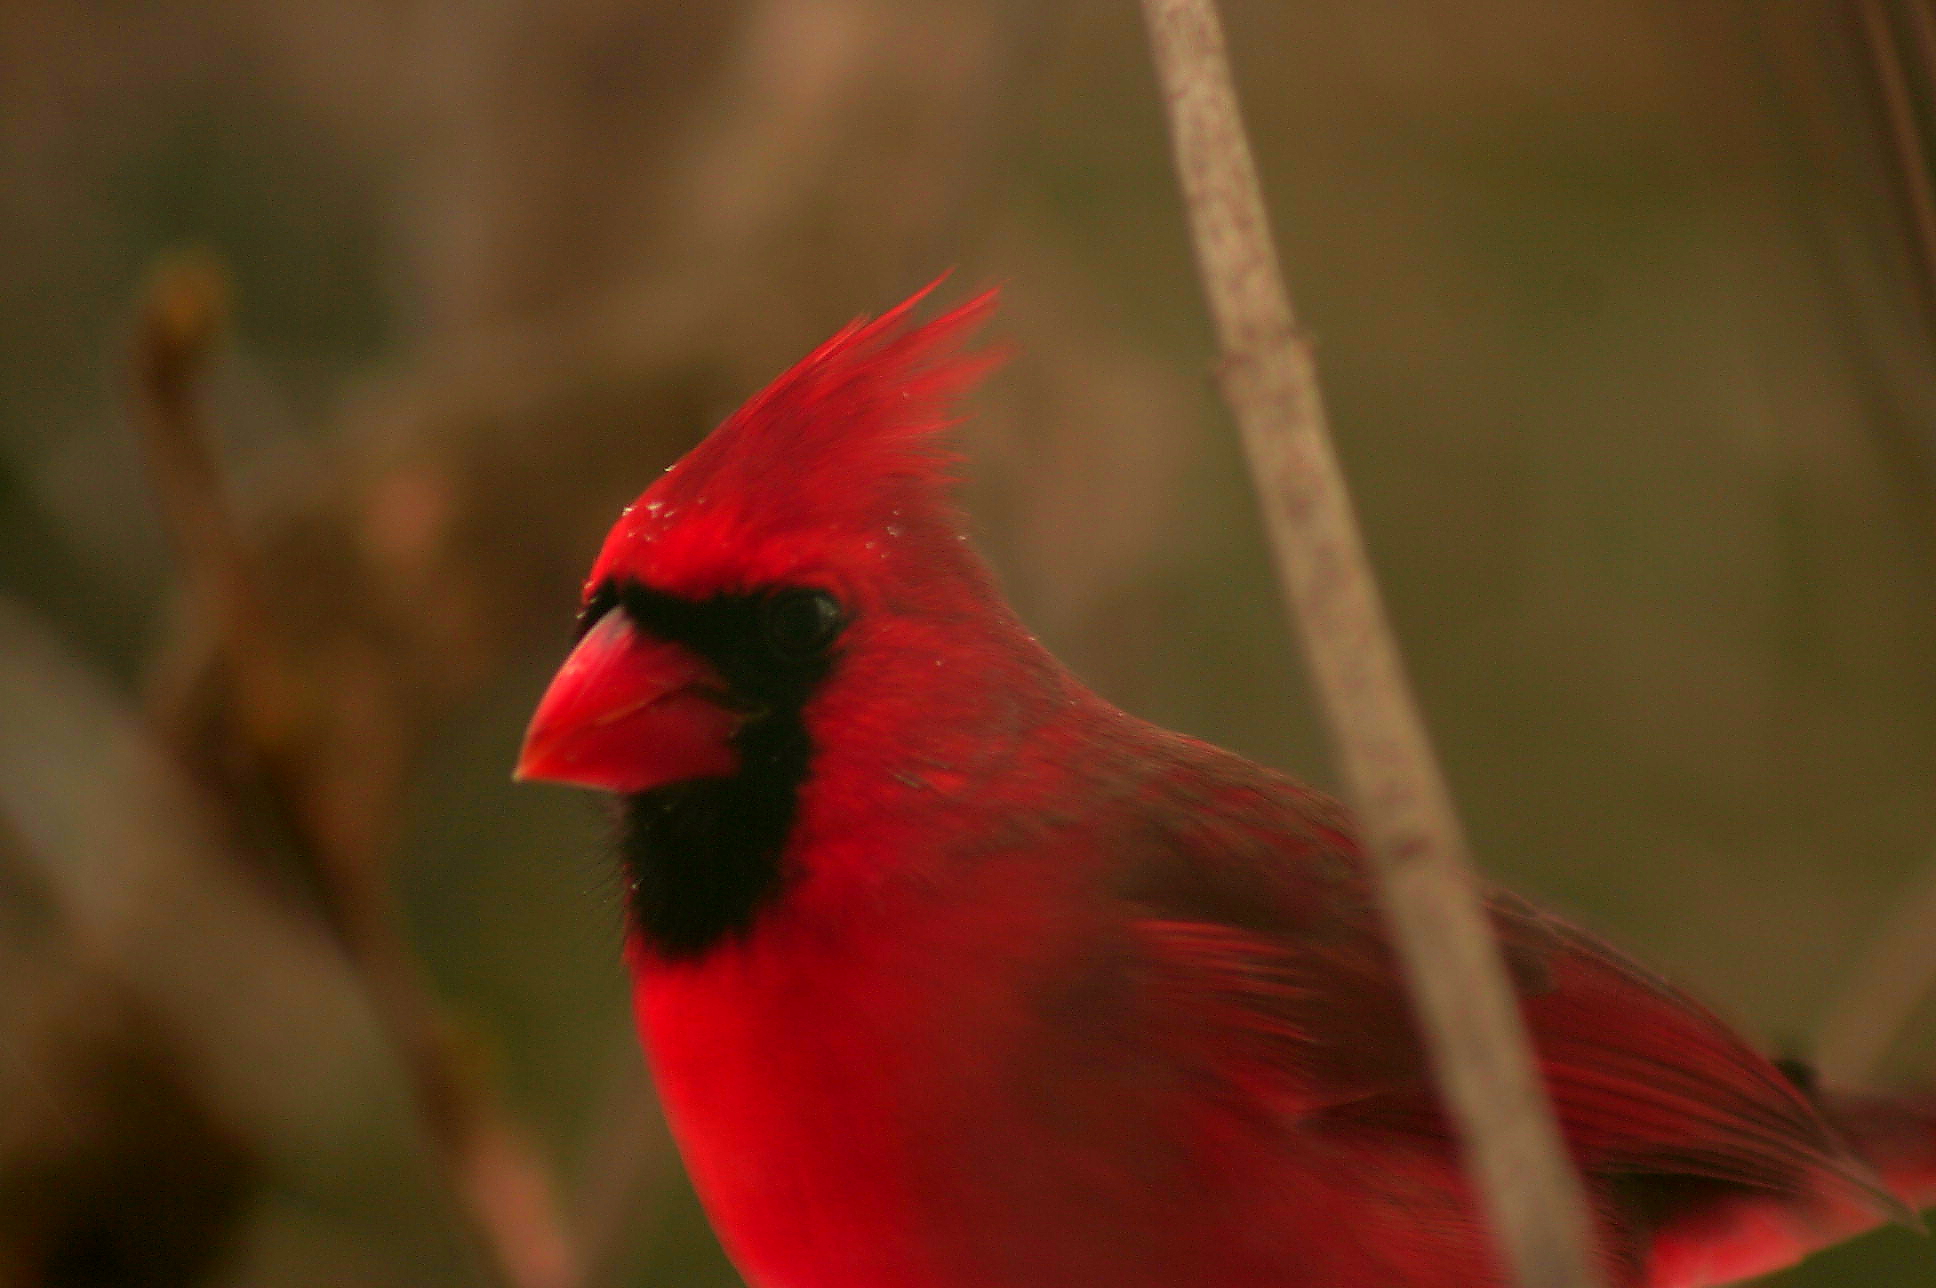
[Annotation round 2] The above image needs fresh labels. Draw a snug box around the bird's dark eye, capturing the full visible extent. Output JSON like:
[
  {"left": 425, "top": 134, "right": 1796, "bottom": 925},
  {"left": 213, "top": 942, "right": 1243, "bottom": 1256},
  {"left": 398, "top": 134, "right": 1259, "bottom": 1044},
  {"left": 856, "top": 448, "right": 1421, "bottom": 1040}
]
[{"left": 761, "top": 588, "right": 845, "bottom": 658}]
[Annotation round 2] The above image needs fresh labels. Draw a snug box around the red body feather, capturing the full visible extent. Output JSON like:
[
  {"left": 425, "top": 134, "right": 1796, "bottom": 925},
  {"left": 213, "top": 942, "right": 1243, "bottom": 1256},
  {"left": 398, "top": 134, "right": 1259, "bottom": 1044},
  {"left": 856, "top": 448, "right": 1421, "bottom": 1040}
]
[{"left": 518, "top": 286, "right": 1936, "bottom": 1286}]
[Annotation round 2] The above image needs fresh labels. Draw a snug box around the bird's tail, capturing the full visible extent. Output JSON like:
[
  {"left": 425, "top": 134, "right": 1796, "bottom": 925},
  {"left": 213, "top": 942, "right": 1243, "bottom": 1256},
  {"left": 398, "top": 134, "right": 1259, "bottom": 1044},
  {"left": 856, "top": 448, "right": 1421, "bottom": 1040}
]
[{"left": 1643, "top": 1085, "right": 1935, "bottom": 1287}]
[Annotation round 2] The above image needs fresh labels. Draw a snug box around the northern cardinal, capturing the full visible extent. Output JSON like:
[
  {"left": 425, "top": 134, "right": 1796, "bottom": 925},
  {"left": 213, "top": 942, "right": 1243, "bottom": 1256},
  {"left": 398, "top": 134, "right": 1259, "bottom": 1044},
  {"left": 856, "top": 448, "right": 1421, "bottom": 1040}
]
[{"left": 516, "top": 285, "right": 1936, "bottom": 1287}]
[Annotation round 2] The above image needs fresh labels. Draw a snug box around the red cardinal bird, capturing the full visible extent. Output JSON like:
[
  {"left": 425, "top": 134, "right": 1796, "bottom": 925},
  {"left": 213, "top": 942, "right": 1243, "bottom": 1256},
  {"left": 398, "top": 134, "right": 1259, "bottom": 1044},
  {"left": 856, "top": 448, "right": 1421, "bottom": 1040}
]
[{"left": 517, "top": 285, "right": 1936, "bottom": 1287}]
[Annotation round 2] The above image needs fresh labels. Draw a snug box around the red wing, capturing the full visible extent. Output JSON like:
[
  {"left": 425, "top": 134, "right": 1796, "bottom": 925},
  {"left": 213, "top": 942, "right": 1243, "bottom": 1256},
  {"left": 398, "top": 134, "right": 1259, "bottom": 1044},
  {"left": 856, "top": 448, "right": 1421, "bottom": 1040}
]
[{"left": 1133, "top": 891, "right": 1901, "bottom": 1216}]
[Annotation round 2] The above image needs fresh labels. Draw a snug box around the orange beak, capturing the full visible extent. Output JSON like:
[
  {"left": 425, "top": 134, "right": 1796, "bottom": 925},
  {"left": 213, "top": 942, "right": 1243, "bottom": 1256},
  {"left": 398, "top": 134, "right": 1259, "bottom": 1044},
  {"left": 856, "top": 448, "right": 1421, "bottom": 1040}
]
[{"left": 515, "top": 611, "right": 743, "bottom": 793}]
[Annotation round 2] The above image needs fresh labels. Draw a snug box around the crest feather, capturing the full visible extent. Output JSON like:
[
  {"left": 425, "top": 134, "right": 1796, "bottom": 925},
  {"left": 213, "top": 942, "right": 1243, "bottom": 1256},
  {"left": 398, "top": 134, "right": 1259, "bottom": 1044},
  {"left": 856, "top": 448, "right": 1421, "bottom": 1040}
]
[
  {"left": 666, "top": 280, "right": 999, "bottom": 526},
  {"left": 589, "top": 281, "right": 1003, "bottom": 597}
]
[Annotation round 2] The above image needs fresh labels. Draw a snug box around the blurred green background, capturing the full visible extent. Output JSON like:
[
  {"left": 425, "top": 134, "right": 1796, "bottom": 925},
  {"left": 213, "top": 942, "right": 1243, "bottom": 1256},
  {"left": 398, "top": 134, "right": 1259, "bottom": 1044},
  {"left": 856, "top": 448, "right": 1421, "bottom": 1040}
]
[{"left": 3, "top": 0, "right": 1935, "bottom": 1284}]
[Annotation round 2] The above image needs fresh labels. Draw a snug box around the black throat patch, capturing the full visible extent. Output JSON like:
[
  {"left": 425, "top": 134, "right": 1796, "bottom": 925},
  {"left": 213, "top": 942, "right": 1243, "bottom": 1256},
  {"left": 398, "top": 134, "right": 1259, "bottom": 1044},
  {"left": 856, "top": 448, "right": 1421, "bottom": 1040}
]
[{"left": 584, "top": 578, "right": 839, "bottom": 961}]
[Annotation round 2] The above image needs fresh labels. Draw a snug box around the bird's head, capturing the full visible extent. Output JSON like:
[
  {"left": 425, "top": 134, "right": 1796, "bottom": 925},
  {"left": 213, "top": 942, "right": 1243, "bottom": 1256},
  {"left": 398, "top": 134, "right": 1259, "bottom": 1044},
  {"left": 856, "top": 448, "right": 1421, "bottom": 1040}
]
[{"left": 515, "top": 284, "right": 1053, "bottom": 958}]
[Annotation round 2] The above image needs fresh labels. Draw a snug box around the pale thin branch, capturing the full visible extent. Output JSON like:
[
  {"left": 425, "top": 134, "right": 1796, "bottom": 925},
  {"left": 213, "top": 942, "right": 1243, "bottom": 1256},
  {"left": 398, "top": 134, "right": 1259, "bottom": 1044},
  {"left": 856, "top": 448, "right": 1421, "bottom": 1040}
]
[
  {"left": 1903, "top": 0, "right": 1936, "bottom": 116},
  {"left": 1806, "top": 0, "right": 1936, "bottom": 1092},
  {"left": 1136, "top": 3, "right": 1607, "bottom": 1287},
  {"left": 1857, "top": 0, "right": 1936, "bottom": 323},
  {"left": 129, "top": 253, "right": 580, "bottom": 1288},
  {"left": 1816, "top": 852, "right": 1936, "bottom": 1085}
]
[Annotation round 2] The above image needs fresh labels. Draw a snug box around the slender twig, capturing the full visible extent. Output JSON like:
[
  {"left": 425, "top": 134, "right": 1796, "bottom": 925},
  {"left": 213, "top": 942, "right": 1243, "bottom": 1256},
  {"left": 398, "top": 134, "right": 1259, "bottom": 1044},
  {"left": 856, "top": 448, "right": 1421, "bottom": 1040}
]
[
  {"left": 1806, "top": 1, "right": 1936, "bottom": 1091},
  {"left": 130, "top": 253, "right": 580, "bottom": 1288},
  {"left": 1816, "top": 852, "right": 1936, "bottom": 1084},
  {"left": 1136, "top": 4, "right": 1607, "bottom": 1286},
  {"left": 1859, "top": 0, "right": 1936, "bottom": 321},
  {"left": 129, "top": 254, "right": 255, "bottom": 634},
  {"left": 1904, "top": 0, "right": 1936, "bottom": 113}
]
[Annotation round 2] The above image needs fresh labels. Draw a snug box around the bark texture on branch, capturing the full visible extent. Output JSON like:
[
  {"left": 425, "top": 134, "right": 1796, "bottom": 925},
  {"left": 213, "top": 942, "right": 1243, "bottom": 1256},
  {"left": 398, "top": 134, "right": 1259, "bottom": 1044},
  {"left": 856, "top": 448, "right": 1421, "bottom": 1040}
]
[{"left": 1137, "top": 3, "right": 1609, "bottom": 1286}]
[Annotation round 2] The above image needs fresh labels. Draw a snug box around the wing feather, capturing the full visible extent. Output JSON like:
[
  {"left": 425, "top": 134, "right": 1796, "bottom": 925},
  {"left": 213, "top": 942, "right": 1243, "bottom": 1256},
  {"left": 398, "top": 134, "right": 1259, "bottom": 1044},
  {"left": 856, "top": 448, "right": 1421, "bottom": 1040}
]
[{"left": 1114, "top": 740, "right": 1903, "bottom": 1219}]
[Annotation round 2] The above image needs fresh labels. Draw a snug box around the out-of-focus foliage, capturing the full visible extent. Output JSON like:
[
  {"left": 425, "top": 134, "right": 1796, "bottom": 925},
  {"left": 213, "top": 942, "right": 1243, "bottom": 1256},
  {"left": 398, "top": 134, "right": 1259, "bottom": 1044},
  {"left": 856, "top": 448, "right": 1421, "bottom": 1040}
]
[{"left": 2, "top": 1, "right": 1934, "bottom": 1284}]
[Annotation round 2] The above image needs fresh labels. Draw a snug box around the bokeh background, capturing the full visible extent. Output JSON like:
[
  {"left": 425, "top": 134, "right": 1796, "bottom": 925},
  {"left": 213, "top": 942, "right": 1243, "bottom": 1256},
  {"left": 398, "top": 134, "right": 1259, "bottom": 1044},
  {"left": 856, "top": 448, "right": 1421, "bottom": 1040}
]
[{"left": 4, "top": 1, "right": 1936, "bottom": 1284}]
